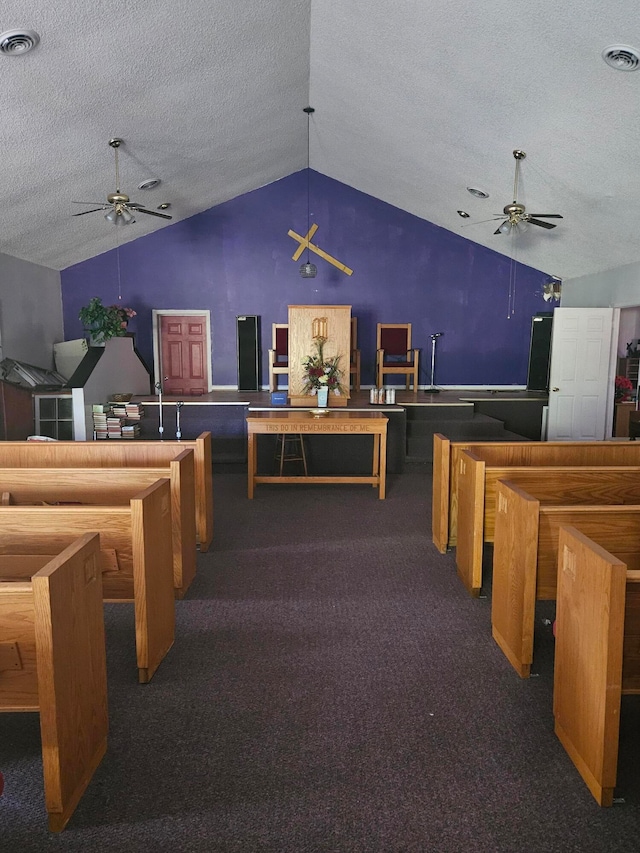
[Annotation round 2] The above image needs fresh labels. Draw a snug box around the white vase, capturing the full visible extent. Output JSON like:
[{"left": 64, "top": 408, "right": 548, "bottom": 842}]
[{"left": 317, "top": 386, "right": 329, "bottom": 408}]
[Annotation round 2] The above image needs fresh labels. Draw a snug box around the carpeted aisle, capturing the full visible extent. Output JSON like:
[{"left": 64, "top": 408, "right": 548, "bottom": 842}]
[{"left": 2, "top": 461, "right": 640, "bottom": 851}]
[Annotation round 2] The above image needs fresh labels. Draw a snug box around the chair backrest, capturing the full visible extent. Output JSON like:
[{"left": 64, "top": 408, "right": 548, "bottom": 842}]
[
  {"left": 377, "top": 323, "right": 411, "bottom": 355},
  {"left": 272, "top": 324, "right": 288, "bottom": 358},
  {"left": 350, "top": 317, "right": 358, "bottom": 351}
]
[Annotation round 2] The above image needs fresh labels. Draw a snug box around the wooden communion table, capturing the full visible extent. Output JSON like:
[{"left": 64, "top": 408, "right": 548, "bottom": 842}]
[{"left": 246, "top": 410, "right": 388, "bottom": 499}]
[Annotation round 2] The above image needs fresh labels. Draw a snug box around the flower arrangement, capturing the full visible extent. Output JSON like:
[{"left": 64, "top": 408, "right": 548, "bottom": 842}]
[
  {"left": 301, "top": 336, "right": 344, "bottom": 396},
  {"left": 615, "top": 374, "right": 634, "bottom": 402},
  {"left": 78, "top": 297, "right": 136, "bottom": 342}
]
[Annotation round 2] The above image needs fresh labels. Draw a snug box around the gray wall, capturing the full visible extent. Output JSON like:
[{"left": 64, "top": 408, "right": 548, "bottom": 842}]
[
  {"left": 562, "top": 261, "right": 640, "bottom": 308},
  {"left": 0, "top": 252, "right": 62, "bottom": 369}
]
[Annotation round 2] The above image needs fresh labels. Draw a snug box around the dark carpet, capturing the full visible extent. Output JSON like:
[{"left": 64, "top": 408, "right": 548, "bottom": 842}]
[{"left": 2, "top": 461, "right": 640, "bottom": 851}]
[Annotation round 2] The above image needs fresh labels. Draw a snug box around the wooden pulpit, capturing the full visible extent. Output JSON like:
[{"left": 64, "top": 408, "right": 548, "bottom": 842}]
[{"left": 287, "top": 305, "right": 352, "bottom": 406}]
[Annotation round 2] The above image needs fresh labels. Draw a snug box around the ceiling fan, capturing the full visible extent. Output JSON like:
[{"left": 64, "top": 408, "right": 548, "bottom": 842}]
[
  {"left": 72, "top": 139, "right": 172, "bottom": 226},
  {"left": 474, "top": 150, "right": 563, "bottom": 236}
]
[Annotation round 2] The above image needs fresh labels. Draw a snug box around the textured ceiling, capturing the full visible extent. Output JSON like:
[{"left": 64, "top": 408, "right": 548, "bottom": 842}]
[{"left": 1, "top": 0, "right": 639, "bottom": 279}]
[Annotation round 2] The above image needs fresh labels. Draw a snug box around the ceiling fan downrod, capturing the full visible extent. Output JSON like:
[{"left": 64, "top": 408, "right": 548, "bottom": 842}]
[{"left": 107, "top": 138, "right": 128, "bottom": 206}]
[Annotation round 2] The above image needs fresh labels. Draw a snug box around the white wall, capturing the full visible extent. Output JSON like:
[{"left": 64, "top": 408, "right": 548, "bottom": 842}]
[{"left": 0, "top": 252, "right": 62, "bottom": 368}]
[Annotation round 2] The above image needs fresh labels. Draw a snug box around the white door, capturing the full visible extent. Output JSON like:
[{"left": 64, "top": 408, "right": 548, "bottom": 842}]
[{"left": 546, "top": 307, "right": 615, "bottom": 441}]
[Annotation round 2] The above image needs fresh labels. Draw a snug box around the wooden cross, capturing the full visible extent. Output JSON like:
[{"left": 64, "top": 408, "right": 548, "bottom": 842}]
[{"left": 287, "top": 223, "right": 353, "bottom": 276}]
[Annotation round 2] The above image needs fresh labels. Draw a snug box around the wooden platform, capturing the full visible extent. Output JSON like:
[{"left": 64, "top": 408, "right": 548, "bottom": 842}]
[{"left": 132, "top": 389, "right": 546, "bottom": 463}]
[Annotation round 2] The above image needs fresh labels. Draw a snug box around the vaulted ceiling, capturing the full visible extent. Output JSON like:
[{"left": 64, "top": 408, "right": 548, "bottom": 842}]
[{"left": 2, "top": 1, "right": 639, "bottom": 278}]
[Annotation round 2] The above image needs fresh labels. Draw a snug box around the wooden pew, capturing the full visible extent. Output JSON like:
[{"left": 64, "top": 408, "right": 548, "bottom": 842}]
[
  {"left": 0, "top": 479, "right": 174, "bottom": 683},
  {"left": 456, "top": 458, "right": 640, "bottom": 596},
  {"left": 554, "top": 525, "right": 640, "bottom": 807},
  {"left": 491, "top": 478, "right": 640, "bottom": 679},
  {"left": 0, "top": 453, "right": 196, "bottom": 598},
  {"left": 0, "top": 433, "right": 213, "bottom": 552},
  {"left": 432, "top": 434, "right": 640, "bottom": 554},
  {"left": 0, "top": 533, "right": 108, "bottom": 831}
]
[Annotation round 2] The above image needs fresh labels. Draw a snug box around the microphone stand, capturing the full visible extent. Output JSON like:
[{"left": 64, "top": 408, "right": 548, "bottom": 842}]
[
  {"left": 175, "top": 402, "right": 184, "bottom": 440},
  {"left": 425, "top": 333, "right": 443, "bottom": 393},
  {"left": 155, "top": 380, "right": 164, "bottom": 437}
]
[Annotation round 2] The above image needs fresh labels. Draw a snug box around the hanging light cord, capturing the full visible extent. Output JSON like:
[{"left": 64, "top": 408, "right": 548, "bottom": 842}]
[{"left": 304, "top": 106, "right": 314, "bottom": 263}]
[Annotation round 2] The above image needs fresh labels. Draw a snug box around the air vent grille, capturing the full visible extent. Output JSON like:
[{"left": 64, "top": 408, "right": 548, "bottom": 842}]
[
  {"left": 467, "top": 187, "right": 489, "bottom": 199},
  {"left": 0, "top": 29, "right": 40, "bottom": 55},
  {"left": 602, "top": 44, "right": 640, "bottom": 71}
]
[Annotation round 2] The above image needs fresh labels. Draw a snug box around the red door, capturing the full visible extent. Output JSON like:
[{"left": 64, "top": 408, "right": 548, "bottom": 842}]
[{"left": 159, "top": 314, "right": 209, "bottom": 396}]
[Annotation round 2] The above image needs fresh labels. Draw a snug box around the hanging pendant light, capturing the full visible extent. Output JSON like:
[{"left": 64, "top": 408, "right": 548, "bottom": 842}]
[{"left": 299, "top": 106, "right": 317, "bottom": 279}]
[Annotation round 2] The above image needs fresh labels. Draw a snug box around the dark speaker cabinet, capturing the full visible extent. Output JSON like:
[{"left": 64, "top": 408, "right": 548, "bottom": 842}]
[
  {"left": 527, "top": 313, "right": 553, "bottom": 391},
  {"left": 0, "top": 379, "right": 34, "bottom": 439},
  {"left": 236, "top": 315, "right": 261, "bottom": 391}
]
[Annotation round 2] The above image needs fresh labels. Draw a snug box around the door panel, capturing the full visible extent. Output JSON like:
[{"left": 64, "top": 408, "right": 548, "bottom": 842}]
[
  {"left": 547, "top": 308, "right": 614, "bottom": 440},
  {"left": 159, "top": 314, "right": 209, "bottom": 396}
]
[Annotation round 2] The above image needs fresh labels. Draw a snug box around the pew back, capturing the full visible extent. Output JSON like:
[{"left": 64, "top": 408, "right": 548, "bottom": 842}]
[
  {"left": 432, "top": 434, "right": 640, "bottom": 553},
  {"left": 491, "top": 479, "right": 640, "bottom": 678},
  {"left": 0, "top": 533, "right": 108, "bottom": 831},
  {"left": 1, "top": 433, "right": 213, "bottom": 551},
  {"left": 554, "top": 526, "right": 640, "bottom": 807},
  {"left": 0, "top": 452, "right": 196, "bottom": 597},
  {"left": 0, "top": 479, "right": 174, "bottom": 683},
  {"left": 456, "top": 458, "right": 640, "bottom": 597}
]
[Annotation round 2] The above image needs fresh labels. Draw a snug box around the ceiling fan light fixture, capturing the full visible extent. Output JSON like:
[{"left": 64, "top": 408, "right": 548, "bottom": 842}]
[
  {"left": 602, "top": 44, "right": 640, "bottom": 71},
  {"left": 105, "top": 206, "right": 135, "bottom": 226},
  {"left": 498, "top": 220, "right": 511, "bottom": 234}
]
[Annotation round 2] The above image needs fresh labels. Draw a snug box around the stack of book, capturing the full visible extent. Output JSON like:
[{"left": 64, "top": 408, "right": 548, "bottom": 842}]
[
  {"left": 110, "top": 402, "right": 128, "bottom": 420},
  {"left": 92, "top": 399, "right": 144, "bottom": 440},
  {"left": 107, "top": 415, "right": 124, "bottom": 439},
  {"left": 124, "top": 402, "right": 144, "bottom": 421},
  {"left": 121, "top": 423, "right": 141, "bottom": 439},
  {"left": 92, "top": 404, "right": 109, "bottom": 439}
]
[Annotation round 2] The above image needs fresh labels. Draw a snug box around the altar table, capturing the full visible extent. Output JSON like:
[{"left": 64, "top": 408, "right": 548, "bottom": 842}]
[{"left": 246, "top": 411, "right": 388, "bottom": 499}]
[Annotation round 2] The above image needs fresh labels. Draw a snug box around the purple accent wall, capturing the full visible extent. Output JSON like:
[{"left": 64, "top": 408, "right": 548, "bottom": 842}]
[{"left": 61, "top": 171, "right": 552, "bottom": 387}]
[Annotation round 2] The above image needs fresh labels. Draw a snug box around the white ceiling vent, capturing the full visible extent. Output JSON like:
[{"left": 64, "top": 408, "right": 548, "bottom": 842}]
[
  {"left": 602, "top": 44, "right": 640, "bottom": 71},
  {"left": 466, "top": 187, "right": 489, "bottom": 199},
  {"left": 0, "top": 29, "right": 40, "bottom": 55},
  {"left": 138, "top": 179, "right": 161, "bottom": 191}
]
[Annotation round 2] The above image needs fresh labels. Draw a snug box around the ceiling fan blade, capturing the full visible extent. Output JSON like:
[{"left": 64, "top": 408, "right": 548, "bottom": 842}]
[
  {"left": 72, "top": 201, "right": 108, "bottom": 207},
  {"left": 134, "top": 207, "right": 173, "bottom": 220},
  {"left": 528, "top": 214, "right": 563, "bottom": 219},
  {"left": 527, "top": 218, "right": 557, "bottom": 229},
  {"left": 72, "top": 208, "right": 106, "bottom": 216},
  {"left": 494, "top": 226, "right": 505, "bottom": 235}
]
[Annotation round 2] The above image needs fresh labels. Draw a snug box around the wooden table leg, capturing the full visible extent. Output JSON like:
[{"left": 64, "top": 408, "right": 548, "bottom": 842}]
[
  {"left": 378, "top": 429, "right": 387, "bottom": 499},
  {"left": 247, "top": 432, "right": 255, "bottom": 498},
  {"left": 372, "top": 434, "right": 380, "bottom": 488}
]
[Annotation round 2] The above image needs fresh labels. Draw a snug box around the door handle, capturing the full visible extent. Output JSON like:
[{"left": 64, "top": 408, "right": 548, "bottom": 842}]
[{"left": 552, "top": 387, "right": 559, "bottom": 392}]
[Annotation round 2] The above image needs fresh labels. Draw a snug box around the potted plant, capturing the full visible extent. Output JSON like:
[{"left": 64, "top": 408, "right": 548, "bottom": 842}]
[
  {"left": 78, "top": 297, "right": 136, "bottom": 345},
  {"left": 301, "top": 336, "right": 344, "bottom": 407},
  {"left": 615, "top": 374, "right": 634, "bottom": 403}
]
